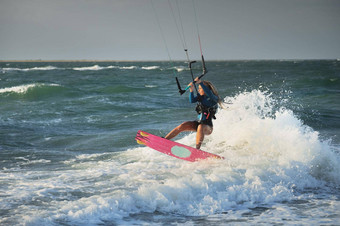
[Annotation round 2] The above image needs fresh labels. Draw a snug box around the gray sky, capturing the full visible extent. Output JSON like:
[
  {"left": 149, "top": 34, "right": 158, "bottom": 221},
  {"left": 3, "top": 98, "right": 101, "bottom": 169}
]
[{"left": 1, "top": 0, "right": 339, "bottom": 61}]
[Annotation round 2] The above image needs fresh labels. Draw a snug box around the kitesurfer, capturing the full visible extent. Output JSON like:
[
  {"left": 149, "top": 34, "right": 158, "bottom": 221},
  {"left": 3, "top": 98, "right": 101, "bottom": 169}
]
[{"left": 165, "top": 77, "right": 222, "bottom": 149}]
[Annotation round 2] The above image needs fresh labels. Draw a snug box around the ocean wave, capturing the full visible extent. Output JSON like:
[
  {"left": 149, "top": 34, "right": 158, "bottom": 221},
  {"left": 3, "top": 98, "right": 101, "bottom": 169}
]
[
  {"left": 0, "top": 83, "right": 61, "bottom": 94},
  {"left": 0, "top": 84, "right": 37, "bottom": 94},
  {"left": 71, "top": 65, "right": 184, "bottom": 71},
  {"left": 173, "top": 66, "right": 188, "bottom": 72},
  {"left": 1, "top": 65, "right": 141, "bottom": 72},
  {"left": 119, "top": 66, "right": 138, "bottom": 70},
  {"left": 144, "top": 85, "right": 157, "bottom": 88},
  {"left": 141, "top": 66, "right": 160, "bottom": 70},
  {"left": 72, "top": 65, "right": 114, "bottom": 71},
  {"left": 1, "top": 64, "right": 168, "bottom": 72},
  {"left": 71, "top": 65, "right": 165, "bottom": 71},
  {"left": 2, "top": 66, "right": 58, "bottom": 72},
  {"left": 72, "top": 65, "right": 139, "bottom": 71},
  {"left": 214, "top": 90, "right": 340, "bottom": 184}
]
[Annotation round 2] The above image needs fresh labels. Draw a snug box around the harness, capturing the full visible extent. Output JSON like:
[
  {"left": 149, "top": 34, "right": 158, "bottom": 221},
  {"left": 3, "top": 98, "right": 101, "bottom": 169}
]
[{"left": 195, "top": 102, "right": 217, "bottom": 122}]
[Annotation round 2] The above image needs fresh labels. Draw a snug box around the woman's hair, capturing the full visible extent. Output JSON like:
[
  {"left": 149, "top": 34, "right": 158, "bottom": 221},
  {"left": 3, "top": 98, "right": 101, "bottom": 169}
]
[{"left": 202, "top": 81, "right": 224, "bottom": 108}]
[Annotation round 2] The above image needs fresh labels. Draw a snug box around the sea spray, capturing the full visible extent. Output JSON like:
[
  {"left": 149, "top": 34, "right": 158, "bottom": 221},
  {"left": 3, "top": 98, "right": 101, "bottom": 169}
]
[
  {"left": 24, "top": 90, "right": 340, "bottom": 225},
  {"left": 210, "top": 90, "right": 340, "bottom": 185}
]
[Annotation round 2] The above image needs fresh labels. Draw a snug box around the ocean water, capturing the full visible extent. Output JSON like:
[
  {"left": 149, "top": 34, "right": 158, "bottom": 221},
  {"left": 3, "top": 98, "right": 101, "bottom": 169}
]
[{"left": 0, "top": 60, "right": 339, "bottom": 225}]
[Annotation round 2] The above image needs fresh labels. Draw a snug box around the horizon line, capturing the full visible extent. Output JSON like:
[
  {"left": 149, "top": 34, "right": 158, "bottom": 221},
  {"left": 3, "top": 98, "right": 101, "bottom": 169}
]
[{"left": 1, "top": 58, "right": 339, "bottom": 63}]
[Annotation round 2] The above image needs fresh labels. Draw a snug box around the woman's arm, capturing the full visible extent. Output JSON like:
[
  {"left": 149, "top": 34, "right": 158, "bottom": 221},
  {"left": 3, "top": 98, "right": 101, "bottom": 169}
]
[
  {"left": 200, "top": 83, "right": 218, "bottom": 102},
  {"left": 188, "top": 82, "right": 198, "bottom": 103}
]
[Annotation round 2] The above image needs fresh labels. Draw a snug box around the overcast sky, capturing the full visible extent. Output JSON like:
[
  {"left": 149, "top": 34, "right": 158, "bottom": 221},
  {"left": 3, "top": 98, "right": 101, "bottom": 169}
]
[{"left": 1, "top": 0, "right": 339, "bottom": 61}]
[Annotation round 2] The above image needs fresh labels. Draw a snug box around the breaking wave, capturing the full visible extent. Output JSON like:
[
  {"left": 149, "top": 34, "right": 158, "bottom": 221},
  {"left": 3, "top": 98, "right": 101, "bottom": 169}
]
[
  {"left": 2, "top": 66, "right": 58, "bottom": 72},
  {"left": 1, "top": 64, "right": 187, "bottom": 72},
  {"left": 17, "top": 89, "right": 340, "bottom": 225},
  {"left": 0, "top": 83, "right": 61, "bottom": 94}
]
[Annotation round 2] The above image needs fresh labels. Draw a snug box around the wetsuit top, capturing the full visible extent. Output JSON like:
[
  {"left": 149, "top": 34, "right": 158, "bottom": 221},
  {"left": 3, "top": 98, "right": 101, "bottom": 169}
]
[{"left": 189, "top": 83, "right": 218, "bottom": 122}]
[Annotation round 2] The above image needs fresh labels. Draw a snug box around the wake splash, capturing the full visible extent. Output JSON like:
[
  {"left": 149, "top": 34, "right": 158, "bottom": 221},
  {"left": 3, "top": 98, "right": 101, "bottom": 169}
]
[
  {"left": 211, "top": 90, "right": 340, "bottom": 185},
  {"left": 14, "top": 90, "right": 340, "bottom": 225}
]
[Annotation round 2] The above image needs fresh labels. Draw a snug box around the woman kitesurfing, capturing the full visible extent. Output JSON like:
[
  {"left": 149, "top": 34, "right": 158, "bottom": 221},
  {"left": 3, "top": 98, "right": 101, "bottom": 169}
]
[
  {"left": 165, "top": 77, "right": 223, "bottom": 149},
  {"left": 160, "top": 0, "right": 223, "bottom": 149},
  {"left": 137, "top": 0, "right": 224, "bottom": 155}
]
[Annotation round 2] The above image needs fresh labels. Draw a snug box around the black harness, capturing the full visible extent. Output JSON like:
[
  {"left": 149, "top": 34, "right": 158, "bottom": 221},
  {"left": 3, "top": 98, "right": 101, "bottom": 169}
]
[{"left": 195, "top": 102, "right": 217, "bottom": 121}]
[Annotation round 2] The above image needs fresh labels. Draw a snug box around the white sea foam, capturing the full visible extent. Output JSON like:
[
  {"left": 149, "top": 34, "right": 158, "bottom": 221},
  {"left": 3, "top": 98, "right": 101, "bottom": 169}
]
[
  {"left": 144, "top": 85, "right": 157, "bottom": 88},
  {"left": 73, "top": 65, "right": 105, "bottom": 71},
  {"left": 173, "top": 66, "right": 188, "bottom": 72},
  {"left": 0, "top": 83, "right": 60, "bottom": 94},
  {"left": 72, "top": 65, "right": 137, "bottom": 71},
  {"left": 2, "top": 66, "right": 58, "bottom": 72},
  {"left": 21, "top": 159, "right": 51, "bottom": 166},
  {"left": 2, "top": 90, "right": 339, "bottom": 225},
  {"left": 119, "top": 66, "right": 137, "bottom": 70},
  {"left": 0, "top": 84, "right": 37, "bottom": 94},
  {"left": 141, "top": 66, "right": 160, "bottom": 70}
]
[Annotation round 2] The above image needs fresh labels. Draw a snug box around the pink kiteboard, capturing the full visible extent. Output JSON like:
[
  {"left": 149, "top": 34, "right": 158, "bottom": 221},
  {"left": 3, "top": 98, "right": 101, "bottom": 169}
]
[{"left": 135, "top": 130, "right": 224, "bottom": 162}]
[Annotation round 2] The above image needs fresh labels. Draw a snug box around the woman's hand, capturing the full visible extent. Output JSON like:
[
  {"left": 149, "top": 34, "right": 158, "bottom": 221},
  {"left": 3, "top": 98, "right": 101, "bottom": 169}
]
[
  {"left": 188, "top": 77, "right": 201, "bottom": 92},
  {"left": 194, "top": 77, "right": 201, "bottom": 84},
  {"left": 188, "top": 82, "right": 194, "bottom": 92}
]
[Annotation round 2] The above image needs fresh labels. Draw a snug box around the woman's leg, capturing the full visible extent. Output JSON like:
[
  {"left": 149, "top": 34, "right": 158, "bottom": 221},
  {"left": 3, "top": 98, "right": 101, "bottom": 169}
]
[
  {"left": 164, "top": 121, "right": 197, "bottom": 140},
  {"left": 196, "top": 124, "right": 213, "bottom": 149}
]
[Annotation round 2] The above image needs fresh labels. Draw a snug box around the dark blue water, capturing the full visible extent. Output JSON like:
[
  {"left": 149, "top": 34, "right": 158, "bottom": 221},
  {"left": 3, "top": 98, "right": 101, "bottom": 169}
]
[{"left": 0, "top": 60, "right": 339, "bottom": 225}]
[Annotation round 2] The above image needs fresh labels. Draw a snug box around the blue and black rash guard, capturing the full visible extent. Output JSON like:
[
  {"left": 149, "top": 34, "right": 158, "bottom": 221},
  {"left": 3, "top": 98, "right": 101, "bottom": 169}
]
[{"left": 189, "top": 83, "right": 219, "bottom": 122}]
